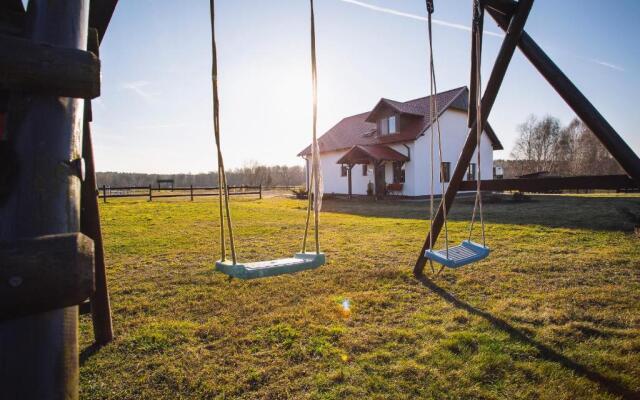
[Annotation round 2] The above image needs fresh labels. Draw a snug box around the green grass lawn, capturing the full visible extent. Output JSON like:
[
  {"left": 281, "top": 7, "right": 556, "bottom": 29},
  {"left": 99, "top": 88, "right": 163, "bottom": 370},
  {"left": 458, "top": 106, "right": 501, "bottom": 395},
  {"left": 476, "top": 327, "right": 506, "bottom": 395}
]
[{"left": 80, "top": 194, "right": 640, "bottom": 399}]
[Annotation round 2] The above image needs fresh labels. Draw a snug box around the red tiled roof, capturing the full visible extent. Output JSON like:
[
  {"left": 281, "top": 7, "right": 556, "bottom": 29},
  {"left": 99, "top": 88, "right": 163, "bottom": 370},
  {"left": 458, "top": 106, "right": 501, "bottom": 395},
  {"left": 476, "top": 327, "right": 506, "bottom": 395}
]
[
  {"left": 298, "top": 86, "right": 503, "bottom": 156},
  {"left": 336, "top": 145, "right": 410, "bottom": 164}
]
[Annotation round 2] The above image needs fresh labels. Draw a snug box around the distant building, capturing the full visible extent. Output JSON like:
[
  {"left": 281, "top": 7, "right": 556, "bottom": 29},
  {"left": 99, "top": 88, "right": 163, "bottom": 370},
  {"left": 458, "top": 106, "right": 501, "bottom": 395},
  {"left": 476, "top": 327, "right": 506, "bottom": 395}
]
[{"left": 298, "top": 86, "right": 503, "bottom": 197}]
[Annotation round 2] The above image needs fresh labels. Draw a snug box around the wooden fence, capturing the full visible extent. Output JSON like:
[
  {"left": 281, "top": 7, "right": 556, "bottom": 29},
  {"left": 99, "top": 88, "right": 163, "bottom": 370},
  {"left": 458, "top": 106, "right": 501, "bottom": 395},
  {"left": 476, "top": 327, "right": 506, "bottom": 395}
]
[{"left": 99, "top": 184, "right": 262, "bottom": 203}]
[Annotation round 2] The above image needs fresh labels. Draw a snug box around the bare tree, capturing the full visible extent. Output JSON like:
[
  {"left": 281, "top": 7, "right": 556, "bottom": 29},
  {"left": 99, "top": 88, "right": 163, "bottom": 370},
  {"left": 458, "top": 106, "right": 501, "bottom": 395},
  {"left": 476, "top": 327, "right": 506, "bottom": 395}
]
[
  {"left": 508, "top": 115, "right": 623, "bottom": 177},
  {"left": 511, "top": 115, "right": 562, "bottom": 175}
]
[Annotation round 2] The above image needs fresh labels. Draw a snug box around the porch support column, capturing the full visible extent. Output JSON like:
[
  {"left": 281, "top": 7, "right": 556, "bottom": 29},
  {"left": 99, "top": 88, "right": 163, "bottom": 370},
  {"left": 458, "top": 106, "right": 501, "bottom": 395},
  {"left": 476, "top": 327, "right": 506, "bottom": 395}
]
[{"left": 347, "top": 164, "right": 354, "bottom": 199}]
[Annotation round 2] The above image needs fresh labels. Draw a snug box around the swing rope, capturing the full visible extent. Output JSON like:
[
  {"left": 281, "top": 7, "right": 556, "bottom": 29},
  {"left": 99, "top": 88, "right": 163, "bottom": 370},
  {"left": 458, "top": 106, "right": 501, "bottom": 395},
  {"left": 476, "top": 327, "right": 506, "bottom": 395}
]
[
  {"left": 209, "top": 0, "right": 237, "bottom": 264},
  {"left": 426, "top": 0, "right": 450, "bottom": 265},
  {"left": 209, "top": 0, "right": 321, "bottom": 266},
  {"left": 422, "top": 0, "right": 489, "bottom": 272},
  {"left": 302, "top": 0, "right": 321, "bottom": 255},
  {"left": 467, "top": 0, "right": 487, "bottom": 246}
]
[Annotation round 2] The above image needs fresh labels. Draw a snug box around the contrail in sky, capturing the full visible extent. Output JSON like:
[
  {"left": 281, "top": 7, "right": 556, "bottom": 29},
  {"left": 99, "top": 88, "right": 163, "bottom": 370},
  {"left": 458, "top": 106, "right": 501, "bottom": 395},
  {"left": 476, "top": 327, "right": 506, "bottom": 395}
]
[
  {"left": 337, "top": 0, "right": 625, "bottom": 73},
  {"left": 337, "top": 0, "right": 503, "bottom": 37}
]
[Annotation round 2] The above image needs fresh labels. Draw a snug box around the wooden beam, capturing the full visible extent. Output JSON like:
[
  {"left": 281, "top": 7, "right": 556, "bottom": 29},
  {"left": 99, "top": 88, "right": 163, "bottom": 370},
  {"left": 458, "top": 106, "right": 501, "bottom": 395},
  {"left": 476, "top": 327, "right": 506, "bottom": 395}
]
[
  {"left": 414, "top": 0, "right": 534, "bottom": 276},
  {"left": 467, "top": 0, "right": 483, "bottom": 127},
  {"left": 0, "top": 7, "right": 25, "bottom": 36},
  {"left": 0, "top": 1, "right": 90, "bottom": 397},
  {"left": 0, "top": 233, "right": 95, "bottom": 321},
  {"left": 484, "top": 0, "right": 517, "bottom": 15},
  {"left": 487, "top": 8, "right": 640, "bottom": 186},
  {"left": 89, "top": 0, "right": 119, "bottom": 43},
  {"left": 459, "top": 175, "right": 638, "bottom": 192},
  {"left": 0, "top": 34, "right": 100, "bottom": 98},
  {"left": 81, "top": 97, "right": 113, "bottom": 344}
]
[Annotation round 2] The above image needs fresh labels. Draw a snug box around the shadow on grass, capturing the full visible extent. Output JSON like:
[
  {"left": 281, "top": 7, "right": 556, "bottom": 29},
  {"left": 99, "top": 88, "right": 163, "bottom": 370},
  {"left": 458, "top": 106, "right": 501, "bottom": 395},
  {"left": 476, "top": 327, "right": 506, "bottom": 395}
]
[
  {"left": 416, "top": 274, "right": 638, "bottom": 400},
  {"left": 80, "top": 342, "right": 104, "bottom": 366},
  {"left": 322, "top": 195, "right": 640, "bottom": 232}
]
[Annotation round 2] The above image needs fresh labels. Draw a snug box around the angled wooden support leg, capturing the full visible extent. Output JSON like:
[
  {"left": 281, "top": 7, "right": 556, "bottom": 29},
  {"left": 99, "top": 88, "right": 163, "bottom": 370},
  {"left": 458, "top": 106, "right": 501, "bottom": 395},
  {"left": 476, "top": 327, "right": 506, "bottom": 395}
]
[
  {"left": 487, "top": 8, "right": 640, "bottom": 185},
  {"left": 414, "top": 0, "right": 534, "bottom": 276},
  {"left": 81, "top": 101, "right": 113, "bottom": 345},
  {"left": 80, "top": 28, "right": 113, "bottom": 345}
]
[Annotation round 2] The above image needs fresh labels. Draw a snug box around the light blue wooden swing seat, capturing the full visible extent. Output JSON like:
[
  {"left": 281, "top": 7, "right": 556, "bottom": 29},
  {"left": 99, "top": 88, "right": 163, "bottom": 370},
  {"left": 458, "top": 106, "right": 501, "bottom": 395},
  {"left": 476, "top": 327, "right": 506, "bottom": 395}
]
[
  {"left": 216, "top": 252, "right": 325, "bottom": 280},
  {"left": 424, "top": 240, "right": 489, "bottom": 269}
]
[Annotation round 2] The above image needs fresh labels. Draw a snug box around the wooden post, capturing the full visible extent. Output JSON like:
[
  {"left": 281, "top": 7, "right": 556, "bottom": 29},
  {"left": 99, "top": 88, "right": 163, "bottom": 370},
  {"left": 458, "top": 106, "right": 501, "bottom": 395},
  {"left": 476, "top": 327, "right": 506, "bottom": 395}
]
[
  {"left": 148, "top": 184, "right": 152, "bottom": 202},
  {"left": 190, "top": 184, "right": 194, "bottom": 201},
  {"left": 0, "top": 1, "right": 90, "bottom": 398},
  {"left": 102, "top": 184, "right": 107, "bottom": 203},
  {"left": 414, "top": 0, "right": 533, "bottom": 275},
  {"left": 259, "top": 184, "right": 262, "bottom": 199},
  {"left": 81, "top": 86, "right": 113, "bottom": 344}
]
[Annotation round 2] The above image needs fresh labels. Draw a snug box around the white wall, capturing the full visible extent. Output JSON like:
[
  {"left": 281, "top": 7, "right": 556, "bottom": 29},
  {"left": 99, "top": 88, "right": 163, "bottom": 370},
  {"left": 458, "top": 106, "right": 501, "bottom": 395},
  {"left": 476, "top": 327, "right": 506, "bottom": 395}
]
[
  {"left": 312, "top": 109, "right": 495, "bottom": 197},
  {"left": 413, "top": 109, "right": 494, "bottom": 196}
]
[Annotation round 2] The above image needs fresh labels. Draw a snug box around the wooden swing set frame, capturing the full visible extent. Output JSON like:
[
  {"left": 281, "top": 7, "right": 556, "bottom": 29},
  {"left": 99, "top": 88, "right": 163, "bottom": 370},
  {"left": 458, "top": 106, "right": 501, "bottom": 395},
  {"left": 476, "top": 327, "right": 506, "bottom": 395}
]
[
  {"left": 0, "top": 0, "right": 639, "bottom": 398},
  {"left": 414, "top": 0, "right": 640, "bottom": 276}
]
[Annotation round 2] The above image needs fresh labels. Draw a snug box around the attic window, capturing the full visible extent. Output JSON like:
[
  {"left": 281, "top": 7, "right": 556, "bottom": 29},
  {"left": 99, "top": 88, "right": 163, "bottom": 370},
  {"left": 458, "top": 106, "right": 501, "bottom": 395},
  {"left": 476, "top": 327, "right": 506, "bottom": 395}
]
[
  {"left": 388, "top": 116, "right": 397, "bottom": 134},
  {"left": 379, "top": 116, "right": 398, "bottom": 136}
]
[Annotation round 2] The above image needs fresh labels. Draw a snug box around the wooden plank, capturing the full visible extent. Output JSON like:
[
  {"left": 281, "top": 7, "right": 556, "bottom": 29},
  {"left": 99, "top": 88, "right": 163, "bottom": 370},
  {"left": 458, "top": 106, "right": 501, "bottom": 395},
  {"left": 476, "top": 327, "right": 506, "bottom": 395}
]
[
  {"left": 459, "top": 175, "right": 638, "bottom": 192},
  {"left": 0, "top": 33, "right": 100, "bottom": 98},
  {"left": 0, "top": 233, "right": 95, "bottom": 321}
]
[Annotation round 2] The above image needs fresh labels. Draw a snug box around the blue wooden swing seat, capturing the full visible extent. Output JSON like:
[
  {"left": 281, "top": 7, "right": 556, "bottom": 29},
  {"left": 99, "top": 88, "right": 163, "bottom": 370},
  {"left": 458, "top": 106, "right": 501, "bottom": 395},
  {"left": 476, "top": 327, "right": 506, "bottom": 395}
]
[
  {"left": 424, "top": 240, "right": 489, "bottom": 269},
  {"left": 216, "top": 252, "right": 325, "bottom": 280}
]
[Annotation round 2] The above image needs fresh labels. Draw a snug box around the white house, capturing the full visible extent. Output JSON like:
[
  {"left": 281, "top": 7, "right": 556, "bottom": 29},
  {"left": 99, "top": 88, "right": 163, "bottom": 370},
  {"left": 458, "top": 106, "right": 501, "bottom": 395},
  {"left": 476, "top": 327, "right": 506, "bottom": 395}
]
[{"left": 298, "top": 86, "right": 502, "bottom": 197}]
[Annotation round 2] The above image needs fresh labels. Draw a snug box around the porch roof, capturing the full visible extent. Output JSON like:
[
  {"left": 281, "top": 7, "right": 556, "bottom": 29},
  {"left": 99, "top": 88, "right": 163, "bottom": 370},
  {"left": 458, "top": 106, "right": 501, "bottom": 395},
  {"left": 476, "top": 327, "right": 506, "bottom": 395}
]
[{"left": 336, "top": 145, "right": 409, "bottom": 165}]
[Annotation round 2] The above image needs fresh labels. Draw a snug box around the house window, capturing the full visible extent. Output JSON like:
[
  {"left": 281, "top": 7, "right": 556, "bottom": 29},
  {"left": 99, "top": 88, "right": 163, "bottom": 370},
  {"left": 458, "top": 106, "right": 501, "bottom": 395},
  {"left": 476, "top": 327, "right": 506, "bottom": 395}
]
[
  {"left": 440, "top": 162, "right": 451, "bottom": 183},
  {"left": 388, "top": 116, "right": 397, "bottom": 134},
  {"left": 392, "top": 162, "right": 405, "bottom": 183},
  {"left": 362, "top": 164, "right": 368, "bottom": 176},
  {"left": 379, "top": 118, "right": 388, "bottom": 135},
  {"left": 340, "top": 165, "right": 348, "bottom": 177},
  {"left": 467, "top": 163, "right": 477, "bottom": 180},
  {"left": 379, "top": 116, "right": 398, "bottom": 136}
]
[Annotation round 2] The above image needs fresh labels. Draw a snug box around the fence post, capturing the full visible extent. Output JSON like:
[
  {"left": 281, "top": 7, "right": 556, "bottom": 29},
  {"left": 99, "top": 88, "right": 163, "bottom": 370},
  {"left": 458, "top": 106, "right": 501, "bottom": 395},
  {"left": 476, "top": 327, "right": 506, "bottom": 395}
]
[
  {"left": 148, "top": 184, "right": 152, "bottom": 202},
  {"left": 259, "top": 184, "right": 262, "bottom": 199},
  {"left": 102, "top": 184, "right": 107, "bottom": 203},
  {"left": 190, "top": 184, "right": 194, "bottom": 201}
]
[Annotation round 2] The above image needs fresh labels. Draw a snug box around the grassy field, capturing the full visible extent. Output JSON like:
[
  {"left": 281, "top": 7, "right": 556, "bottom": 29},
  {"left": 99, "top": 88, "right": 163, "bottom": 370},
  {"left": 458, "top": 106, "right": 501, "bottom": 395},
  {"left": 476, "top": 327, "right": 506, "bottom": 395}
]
[{"left": 80, "top": 194, "right": 640, "bottom": 399}]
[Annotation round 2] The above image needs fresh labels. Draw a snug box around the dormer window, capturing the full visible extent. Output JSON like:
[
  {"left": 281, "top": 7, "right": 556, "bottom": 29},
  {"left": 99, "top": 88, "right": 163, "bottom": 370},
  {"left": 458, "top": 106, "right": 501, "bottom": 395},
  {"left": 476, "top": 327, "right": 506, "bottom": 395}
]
[
  {"left": 379, "top": 115, "right": 398, "bottom": 136},
  {"left": 388, "top": 116, "right": 397, "bottom": 134}
]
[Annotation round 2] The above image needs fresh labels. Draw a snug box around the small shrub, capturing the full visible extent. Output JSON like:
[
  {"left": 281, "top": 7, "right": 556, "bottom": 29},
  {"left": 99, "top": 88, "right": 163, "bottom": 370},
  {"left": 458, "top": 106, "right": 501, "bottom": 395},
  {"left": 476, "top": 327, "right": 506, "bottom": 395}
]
[
  {"left": 291, "top": 187, "right": 308, "bottom": 199},
  {"left": 512, "top": 191, "right": 531, "bottom": 202}
]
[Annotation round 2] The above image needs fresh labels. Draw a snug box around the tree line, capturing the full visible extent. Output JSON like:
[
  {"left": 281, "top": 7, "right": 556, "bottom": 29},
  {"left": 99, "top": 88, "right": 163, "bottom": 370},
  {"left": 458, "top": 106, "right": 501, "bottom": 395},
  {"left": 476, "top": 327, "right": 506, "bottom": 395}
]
[
  {"left": 96, "top": 163, "right": 305, "bottom": 188},
  {"left": 497, "top": 115, "right": 623, "bottom": 178}
]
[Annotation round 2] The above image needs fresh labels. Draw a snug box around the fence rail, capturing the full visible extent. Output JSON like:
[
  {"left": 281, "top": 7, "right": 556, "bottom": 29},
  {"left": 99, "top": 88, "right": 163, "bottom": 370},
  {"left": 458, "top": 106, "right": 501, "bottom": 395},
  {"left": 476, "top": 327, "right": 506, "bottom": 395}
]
[{"left": 99, "top": 184, "right": 263, "bottom": 203}]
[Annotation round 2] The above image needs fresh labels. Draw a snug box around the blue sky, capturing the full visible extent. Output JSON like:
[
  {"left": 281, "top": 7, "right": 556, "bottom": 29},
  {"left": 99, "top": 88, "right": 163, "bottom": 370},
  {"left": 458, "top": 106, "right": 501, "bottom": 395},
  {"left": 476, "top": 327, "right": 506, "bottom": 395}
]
[{"left": 92, "top": 0, "right": 640, "bottom": 173}]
